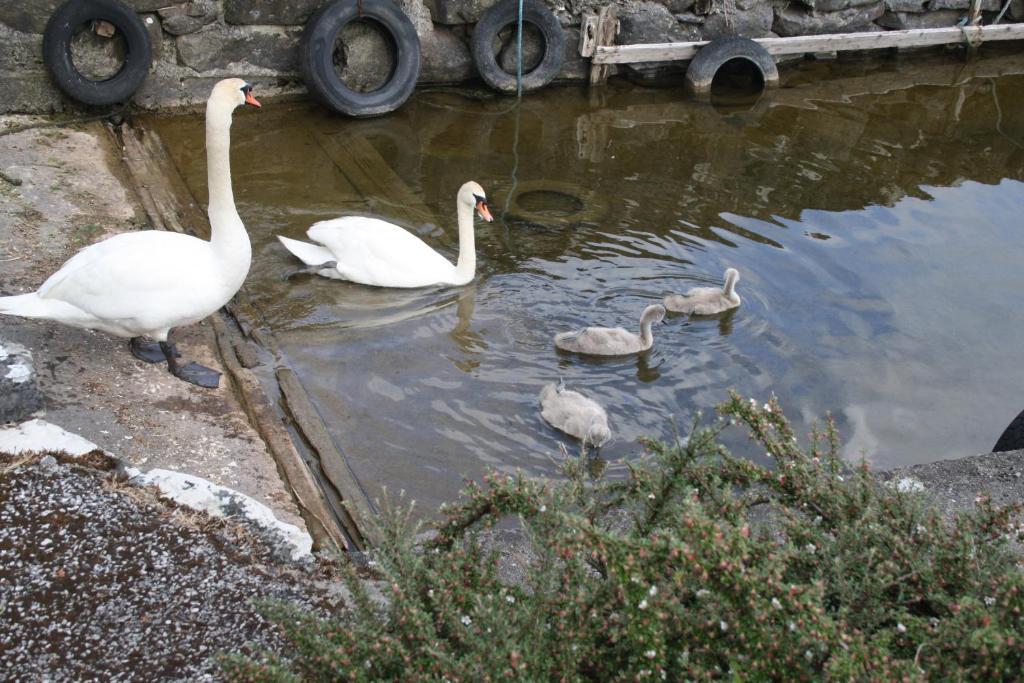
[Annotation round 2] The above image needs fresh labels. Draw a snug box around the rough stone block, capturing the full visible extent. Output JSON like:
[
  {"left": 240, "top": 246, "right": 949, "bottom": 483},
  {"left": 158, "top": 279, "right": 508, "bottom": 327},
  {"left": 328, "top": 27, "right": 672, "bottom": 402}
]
[
  {"left": 0, "top": 341, "right": 43, "bottom": 425},
  {"left": 886, "top": 0, "right": 929, "bottom": 11},
  {"left": 794, "top": 0, "right": 882, "bottom": 10},
  {"left": 140, "top": 13, "right": 163, "bottom": 59},
  {"left": 877, "top": 9, "right": 961, "bottom": 27},
  {"left": 420, "top": 25, "right": 474, "bottom": 82},
  {"left": 701, "top": 1, "right": 774, "bottom": 39},
  {"left": 429, "top": 0, "right": 502, "bottom": 25},
  {"left": 0, "top": 0, "right": 64, "bottom": 34},
  {"left": 927, "top": 0, "right": 999, "bottom": 9},
  {"left": 0, "top": 24, "right": 46, "bottom": 70},
  {"left": 128, "top": 0, "right": 177, "bottom": 11},
  {"left": 158, "top": 1, "right": 219, "bottom": 36},
  {"left": 665, "top": 0, "right": 698, "bottom": 12},
  {"left": 772, "top": 2, "right": 885, "bottom": 35},
  {"left": 619, "top": 1, "right": 701, "bottom": 44},
  {"left": 557, "top": 25, "right": 587, "bottom": 80},
  {"left": 223, "top": 0, "right": 325, "bottom": 26},
  {"left": 497, "top": 24, "right": 544, "bottom": 72},
  {"left": 177, "top": 24, "right": 302, "bottom": 73}
]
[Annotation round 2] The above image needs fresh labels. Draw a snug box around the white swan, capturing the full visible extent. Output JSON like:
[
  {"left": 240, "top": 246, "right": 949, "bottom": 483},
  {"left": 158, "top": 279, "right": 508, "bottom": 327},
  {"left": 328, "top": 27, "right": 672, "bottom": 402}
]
[
  {"left": 539, "top": 380, "right": 611, "bottom": 449},
  {"left": 277, "top": 181, "right": 493, "bottom": 288},
  {"left": 0, "top": 78, "right": 260, "bottom": 388},
  {"left": 664, "top": 267, "right": 741, "bottom": 315},
  {"left": 554, "top": 304, "right": 667, "bottom": 356}
]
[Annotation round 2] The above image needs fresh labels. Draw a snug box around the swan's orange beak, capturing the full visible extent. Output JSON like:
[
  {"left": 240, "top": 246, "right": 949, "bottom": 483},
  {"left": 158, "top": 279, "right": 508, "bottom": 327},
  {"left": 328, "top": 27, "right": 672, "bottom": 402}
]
[
  {"left": 476, "top": 200, "right": 493, "bottom": 222},
  {"left": 245, "top": 91, "right": 261, "bottom": 108}
]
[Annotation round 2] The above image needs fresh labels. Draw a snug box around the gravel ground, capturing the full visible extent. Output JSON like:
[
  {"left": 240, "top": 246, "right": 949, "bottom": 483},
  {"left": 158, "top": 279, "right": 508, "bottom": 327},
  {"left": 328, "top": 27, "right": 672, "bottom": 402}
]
[{"left": 0, "top": 451, "right": 343, "bottom": 681}]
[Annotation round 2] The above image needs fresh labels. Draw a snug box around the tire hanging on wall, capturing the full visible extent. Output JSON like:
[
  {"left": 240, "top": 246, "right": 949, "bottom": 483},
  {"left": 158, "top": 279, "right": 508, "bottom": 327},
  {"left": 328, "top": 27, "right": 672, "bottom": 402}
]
[
  {"left": 43, "top": 0, "right": 153, "bottom": 106},
  {"left": 684, "top": 36, "right": 779, "bottom": 99},
  {"left": 300, "top": 0, "right": 421, "bottom": 117},
  {"left": 471, "top": 0, "right": 565, "bottom": 94}
]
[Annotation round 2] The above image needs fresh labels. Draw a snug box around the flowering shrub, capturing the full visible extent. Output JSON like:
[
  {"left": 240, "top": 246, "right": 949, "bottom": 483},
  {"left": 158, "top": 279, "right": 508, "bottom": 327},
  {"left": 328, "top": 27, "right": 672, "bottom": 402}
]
[{"left": 223, "top": 393, "right": 1023, "bottom": 681}]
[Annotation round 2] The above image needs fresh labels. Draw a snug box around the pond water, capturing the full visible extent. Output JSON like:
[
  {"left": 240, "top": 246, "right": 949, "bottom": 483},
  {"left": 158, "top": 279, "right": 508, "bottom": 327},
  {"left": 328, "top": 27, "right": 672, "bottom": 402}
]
[{"left": 151, "top": 50, "right": 1024, "bottom": 514}]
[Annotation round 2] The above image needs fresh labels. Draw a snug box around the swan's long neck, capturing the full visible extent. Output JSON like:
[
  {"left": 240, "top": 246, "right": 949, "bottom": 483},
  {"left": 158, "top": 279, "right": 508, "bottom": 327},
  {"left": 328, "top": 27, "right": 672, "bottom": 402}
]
[
  {"left": 639, "top": 318, "right": 655, "bottom": 349},
  {"left": 723, "top": 272, "right": 738, "bottom": 298},
  {"left": 205, "top": 104, "right": 251, "bottom": 276},
  {"left": 452, "top": 199, "right": 476, "bottom": 285}
]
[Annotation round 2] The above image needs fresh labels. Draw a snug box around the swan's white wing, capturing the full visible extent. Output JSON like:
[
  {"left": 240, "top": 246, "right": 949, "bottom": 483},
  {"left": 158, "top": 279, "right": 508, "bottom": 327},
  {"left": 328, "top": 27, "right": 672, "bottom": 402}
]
[
  {"left": 277, "top": 235, "right": 335, "bottom": 266},
  {"left": 37, "top": 231, "right": 218, "bottom": 325},
  {"left": 308, "top": 217, "right": 455, "bottom": 288}
]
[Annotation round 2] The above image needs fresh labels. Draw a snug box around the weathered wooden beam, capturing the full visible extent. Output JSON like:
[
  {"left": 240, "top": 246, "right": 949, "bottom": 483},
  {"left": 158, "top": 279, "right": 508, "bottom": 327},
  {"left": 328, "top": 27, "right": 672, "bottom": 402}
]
[
  {"left": 276, "top": 367, "right": 379, "bottom": 550},
  {"left": 588, "top": 5, "right": 619, "bottom": 86},
  {"left": 579, "top": 12, "right": 599, "bottom": 58},
  {"left": 313, "top": 129, "right": 436, "bottom": 227},
  {"left": 592, "top": 23, "right": 1024, "bottom": 64}
]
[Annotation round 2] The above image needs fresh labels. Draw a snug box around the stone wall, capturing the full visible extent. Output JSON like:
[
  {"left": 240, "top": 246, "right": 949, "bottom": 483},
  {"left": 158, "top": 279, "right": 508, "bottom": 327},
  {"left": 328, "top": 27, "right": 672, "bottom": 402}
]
[{"left": 1, "top": 0, "right": 1022, "bottom": 112}]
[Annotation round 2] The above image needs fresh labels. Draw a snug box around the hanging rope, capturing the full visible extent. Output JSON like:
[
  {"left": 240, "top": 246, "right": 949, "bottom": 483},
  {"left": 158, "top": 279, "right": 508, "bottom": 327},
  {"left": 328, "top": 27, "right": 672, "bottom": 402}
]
[{"left": 516, "top": 0, "right": 524, "bottom": 97}]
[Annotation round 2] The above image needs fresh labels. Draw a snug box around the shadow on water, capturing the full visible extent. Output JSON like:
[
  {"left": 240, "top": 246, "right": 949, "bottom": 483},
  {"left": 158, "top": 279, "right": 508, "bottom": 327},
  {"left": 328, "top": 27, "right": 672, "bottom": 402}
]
[{"left": 149, "top": 48, "right": 1024, "bottom": 515}]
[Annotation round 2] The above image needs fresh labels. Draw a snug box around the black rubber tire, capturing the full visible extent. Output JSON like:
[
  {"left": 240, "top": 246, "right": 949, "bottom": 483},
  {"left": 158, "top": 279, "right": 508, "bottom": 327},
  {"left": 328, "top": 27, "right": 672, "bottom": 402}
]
[
  {"left": 300, "top": 0, "right": 421, "bottom": 118},
  {"left": 684, "top": 36, "right": 779, "bottom": 99},
  {"left": 504, "top": 180, "right": 610, "bottom": 229},
  {"left": 43, "top": 0, "right": 152, "bottom": 106},
  {"left": 471, "top": 0, "right": 565, "bottom": 94}
]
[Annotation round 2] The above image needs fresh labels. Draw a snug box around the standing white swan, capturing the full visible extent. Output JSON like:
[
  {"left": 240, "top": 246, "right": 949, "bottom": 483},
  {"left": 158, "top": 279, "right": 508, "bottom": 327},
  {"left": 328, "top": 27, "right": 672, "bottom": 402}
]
[
  {"left": 0, "top": 78, "right": 260, "bottom": 388},
  {"left": 554, "top": 304, "right": 667, "bottom": 356},
  {"left": 277, "top": 181, "right": 493, "bottom": 288},
  {"left": 664, "top": 267, "right": 741, "bottom": 315},
  {"left": 539, "top": 380, "right": 611, "bottom": 450}
]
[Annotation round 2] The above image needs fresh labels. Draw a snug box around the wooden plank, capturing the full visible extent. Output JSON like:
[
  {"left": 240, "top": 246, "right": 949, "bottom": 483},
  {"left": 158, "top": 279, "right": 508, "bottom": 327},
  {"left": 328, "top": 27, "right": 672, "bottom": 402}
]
[
  {"left": 579, "top": 13, "right": 599, "bottom": 58},
  {"left": 588, "top": 5, "right": 619, "bottom": 86},
  {"left": 593, "top": 23, "right": 1024, "bottom": 64},
  {"left": 276, "top": 367, "right": 379, "bottom": 549},
  {"left": 313, "top": 129, "right": 435, "bottom": 226},
  {"left": 211, "top": 314, "right": 349, "bottom": 553}
]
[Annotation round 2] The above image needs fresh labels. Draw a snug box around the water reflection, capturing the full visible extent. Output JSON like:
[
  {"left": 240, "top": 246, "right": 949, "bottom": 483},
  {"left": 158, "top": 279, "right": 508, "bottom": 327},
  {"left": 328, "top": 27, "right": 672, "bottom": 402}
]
[{"left": 149, "top": 49, "right": 1024, "bottom": 514}]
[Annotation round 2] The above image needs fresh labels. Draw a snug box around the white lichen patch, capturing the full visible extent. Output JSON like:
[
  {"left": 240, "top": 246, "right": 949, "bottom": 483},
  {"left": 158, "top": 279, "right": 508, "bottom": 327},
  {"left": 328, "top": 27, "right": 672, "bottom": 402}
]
[
  {"left": 0, "top": 340, "right": 34, "bottom": 383},
  {"left": 894, "top": 477, "right": 926, "bottom": 493}
]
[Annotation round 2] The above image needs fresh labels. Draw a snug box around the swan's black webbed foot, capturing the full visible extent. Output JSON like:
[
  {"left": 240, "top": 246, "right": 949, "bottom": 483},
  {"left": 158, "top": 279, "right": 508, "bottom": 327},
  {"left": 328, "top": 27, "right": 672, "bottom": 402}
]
[
  {"left": 130, "top": 337, "right": 180, "bottom": 364},
  {"left": 160, "top": 341, "right": 221, "bottom": 389},
  {"left": 171, "top": 362, "right": 222, "bottom": 388},
  {"left": 283, "top": 261, "right": 337, "bottom": 281}
]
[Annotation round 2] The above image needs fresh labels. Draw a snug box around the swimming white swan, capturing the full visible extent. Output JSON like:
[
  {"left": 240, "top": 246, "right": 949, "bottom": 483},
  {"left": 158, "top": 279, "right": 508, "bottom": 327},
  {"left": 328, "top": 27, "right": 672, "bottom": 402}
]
[
  {"left": 554, "top": 304, "right": 667, "bottom": 356},
  {"left": 277, "top": 181, "right": 493, "bottom": 288},
  {"left": 539, "top": 380, "right": 611, "bottom": 449},
  {"left": 664, "top": 267, "right": 741, "bottom": 315},
  {"left": 0, "top": 78, "right": 260, "bottom": 388}
]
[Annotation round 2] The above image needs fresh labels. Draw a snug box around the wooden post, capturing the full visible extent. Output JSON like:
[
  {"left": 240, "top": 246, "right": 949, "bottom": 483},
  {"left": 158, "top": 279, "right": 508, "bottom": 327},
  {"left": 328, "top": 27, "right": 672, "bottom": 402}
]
[
  {"left": 967, "top": 0, "right": 983, "bottom": 58},
  {"left": 588, "top": 5, "right": 618, "bottom": 87},
  {"left": 969, "top": 0, "right": 983, "bottom": 24}
]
